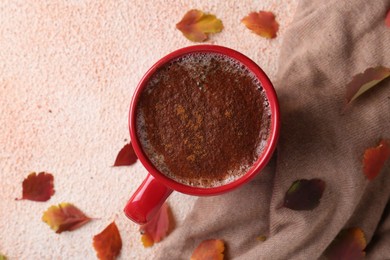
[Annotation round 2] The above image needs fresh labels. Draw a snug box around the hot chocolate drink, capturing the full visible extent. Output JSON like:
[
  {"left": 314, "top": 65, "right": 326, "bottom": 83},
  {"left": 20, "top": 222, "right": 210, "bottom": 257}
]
[{"left": 136, "top": 52, "right": 270, "bottom": 187}]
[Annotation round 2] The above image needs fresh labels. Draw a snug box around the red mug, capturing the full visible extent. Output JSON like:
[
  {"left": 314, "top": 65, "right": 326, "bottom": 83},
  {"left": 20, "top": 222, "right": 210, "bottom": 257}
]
[{"left": 124, "top": 45, "right": 280, "bottom": 224}]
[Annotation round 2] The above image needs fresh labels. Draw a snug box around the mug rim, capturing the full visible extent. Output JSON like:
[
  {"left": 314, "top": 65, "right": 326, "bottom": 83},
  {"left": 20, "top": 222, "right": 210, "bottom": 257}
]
[{"left": 129, "top": 44, "right": 280, "bottom": 196}]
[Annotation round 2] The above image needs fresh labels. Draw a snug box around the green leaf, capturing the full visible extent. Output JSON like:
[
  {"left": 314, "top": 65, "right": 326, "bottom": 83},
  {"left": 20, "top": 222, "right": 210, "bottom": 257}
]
[{"left": 283, "top": 178, "right": 326, "bottom": 210}]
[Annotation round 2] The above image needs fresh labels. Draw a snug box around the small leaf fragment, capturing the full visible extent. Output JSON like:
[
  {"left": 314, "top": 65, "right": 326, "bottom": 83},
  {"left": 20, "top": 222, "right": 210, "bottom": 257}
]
[
  {"left": 386, "top": 9, "right": 390, "bottom": 28},
  {"left": 93, "top": 221, "right": 122, "bottom": 260},
  {"left": 176, "top": 9, "right": 223, "bottom": 42},
  {"left": 141, "top": 234, "right": 154, "bottom": 248},
  {"left": 139, "top": 202, "right": 170, "bottom": 247},
  {"left": 16, "top": 172, "right": 55, "bottom": 202},
  {"left": 345, "top": 66, "right": 390, "bottom": 105},
  {"left": 283, "top": 178, "right": 326, "bottom": 210},
  {"left": 256, "top": 235, "right": 267, "bottom": 242},
  {"left": 42, "top": 203, "right": 91, "bottom": 233},
  {"left": 113, "top": 142, "right": 137, "bottom": 166},
  {"left": 241, "top": 11, "right": 279, "bottom": 39},
  {"left": 191, "top": 239, "right": 225, "bottom": 260},
  {"left": 0, "top": 254, "right": 7, "bottom": 260},
  {"left": 363, "top": 139, "right": 390, "bottom": 180},
  {"left": 324, "top": 227, "right": 366, "bottom": 260}
]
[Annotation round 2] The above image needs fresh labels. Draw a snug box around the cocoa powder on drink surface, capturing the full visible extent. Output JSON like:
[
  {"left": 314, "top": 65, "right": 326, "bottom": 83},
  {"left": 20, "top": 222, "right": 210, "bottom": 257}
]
[{"left": 136, "top": 53, "right": 270, "bottom": 187}]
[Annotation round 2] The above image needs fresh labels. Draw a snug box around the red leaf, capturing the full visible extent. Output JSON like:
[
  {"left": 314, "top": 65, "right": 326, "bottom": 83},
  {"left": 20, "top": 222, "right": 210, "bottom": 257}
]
[
  {"left": 324, "top": 227, "right": 366, "bottom": 260},
  {"left": 191, "top": 239, "right": 225, "bottom": 260},
  {"left": 345, "top": 66, "right": 390, "bottom": 106},
  {"left": 113, "top": 142, "right": 137, "bottom": 166},
  {"left": 241, "top": 11, "right": 279, "bottom": 39},
  {"left": 363, "top": 139, "right": 390, "bottom": 180},
  {"left": 93, "top": 221, "right": 122, "bottom": 260},
  {"left": 386, "top": 9, "right": 390, "bottom": 28},
  {"left": 16, "top": 172, "right": 55, "bottom": 201},
  {"left": 283, "top": 178, "right": 326, "bottom": 210},
  {"left": 176, "top": 9, "right": 223, "bottom": 42},
  {"left": 139, "top": 202, "right": 170, "bottom": 247},
  {"left": 42, "top": 203, "right": 92, "bottom": 233}
]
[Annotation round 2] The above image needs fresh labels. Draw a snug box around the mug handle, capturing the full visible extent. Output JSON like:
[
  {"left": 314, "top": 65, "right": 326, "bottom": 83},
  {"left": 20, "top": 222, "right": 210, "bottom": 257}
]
[{"left": 124, "top": 174, "right": 173, "bottom": 224}]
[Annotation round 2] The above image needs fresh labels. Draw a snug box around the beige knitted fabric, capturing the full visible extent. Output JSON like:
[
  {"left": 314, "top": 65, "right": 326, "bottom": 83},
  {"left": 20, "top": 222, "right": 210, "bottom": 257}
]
[{"left": 156, "top": 0, "right": 390, "bottom": 259}]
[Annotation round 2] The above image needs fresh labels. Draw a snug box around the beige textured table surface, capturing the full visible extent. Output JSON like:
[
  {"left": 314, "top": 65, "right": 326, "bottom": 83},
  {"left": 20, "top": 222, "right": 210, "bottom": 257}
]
[{"left": 0, "top": 1, "right": 298, "bottom": 259}]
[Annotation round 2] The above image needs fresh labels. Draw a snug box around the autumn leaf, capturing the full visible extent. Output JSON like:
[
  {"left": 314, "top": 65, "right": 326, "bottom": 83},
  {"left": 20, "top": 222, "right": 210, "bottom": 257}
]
[
  {"left": 176, "top": 9, "right": 223, "bottom": 42},
  {"left": 113, "top": 142, "right": 137, "bottom": 166},
  {"left": 191, "top": 239, "right": 225, "bottom": 260},
  {"left": 139, "top": 202, "right": 171, "bottom": 247},
  {"left": 386, "top": 9, "right": 390, "bottom": 28},
  {"left": 282, "top": 178, "right": 326, "bottom": 210},
  {"left": 42, "top": 203, "right": 91, "bottom": 233},
  {"left": 0, "top": 254, "right": 7, "bottom": 260},
  {"left": 16, "top": 172, "right": 55, "bottom": 202},
  {"left": 345, "top": 66, "right": 390, "bottom": 106},
  {"left": 93, "top": 221, "right": 122, "bottom": 260},
  {"left": 241, "top": 11, "right": 279, "bottom": 39},
  {"left": 363, "top": 139, "right": 390, "bottom": 180},
  {"left": 256, "top": 235, "right": 267, "bottom": 242},
  {"left": 324, "top": 227, "right": 366, "bottom": 260}
]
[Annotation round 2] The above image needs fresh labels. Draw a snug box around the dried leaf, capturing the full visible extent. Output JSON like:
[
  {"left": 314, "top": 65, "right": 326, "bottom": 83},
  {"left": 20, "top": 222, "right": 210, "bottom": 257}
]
[
  {"left": 386, "top": 9, "right": 390, "bottom": 28},
  {"left": 191, "top": 239, "right": 225, "bottom": 260},
  {"left": 283, "top": 178, "right": 326, "bottom": 210},
  {"left": 93, "top": 221, "right": 122, "bottom": 260},
  {"left": 16, "top": 172, "right": 55, "bottom": 202},
  {"left": 256, "top": 235, "right": 267, "bottom": 242},
  {"left": 363, "top": 139, "right": 390, "bottom": 180},
  {"left": 241, "top": 11, "right": 279, "bottom": 39},
  {"left": 113, "top": 142, "right": 137, "bottom": 166},
  {"left": 324, "top": 227, "right": 366, "bottom": 260},
  {"left": 42, "top": 203, "right": 91, "bottom": 233},
  {"left": 139, "top": 202, "right": 170, "bottom": 247},
  {"left": 345, "top": 66, "right": 390, "bottom": 105},
  {"left": 176, "top": 9, "right": 223, "bottom": 42},
  {"left": 0, "top": 254, "right": 7, "bottom": 260}
]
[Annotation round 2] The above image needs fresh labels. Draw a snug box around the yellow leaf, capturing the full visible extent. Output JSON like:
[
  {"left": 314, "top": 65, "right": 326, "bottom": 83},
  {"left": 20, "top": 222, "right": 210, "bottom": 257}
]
[{"left": 176, "top": 9, "right": 223, "bottom": 42}]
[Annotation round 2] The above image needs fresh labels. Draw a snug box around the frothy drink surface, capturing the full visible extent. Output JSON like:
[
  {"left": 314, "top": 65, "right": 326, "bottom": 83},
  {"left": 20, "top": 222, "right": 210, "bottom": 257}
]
[{"left": 136, "top": 53, "right": 270, "bottom": 187}]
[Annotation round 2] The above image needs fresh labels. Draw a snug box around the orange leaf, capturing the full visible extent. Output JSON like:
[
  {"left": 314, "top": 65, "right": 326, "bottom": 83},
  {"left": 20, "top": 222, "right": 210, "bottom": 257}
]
[
  {"left": 324, "top": 228, "right": 366, "bottom": 259},
  {"left": 93, "top": 221, "right": 122, "bottom": 260},
  {"left": 113, "top": 142, "right": 137, "bottom": 166},
  {"left": 345, "top": 66, "right": 390, "bottom": 106},
  {"left": 42, "top": 203, "right": 91, "bottom": 233},
  {"left": 386, "top": 9, "right": 390, "bottom": 28},
  {"left": 139, "top": 202, "right": 170, "bottom": 247},
  {"left": 241, "top": 11, "right": 279, "bottom": 39},
  {"left": 363, "top": 139, "right": 390, "bottom": 180},
  {"left": 176, "top": 9, "right": 223, "bottom": 42},
  {"left": 16, "top": 172, "right": 55, "bottom": 202},
  {"left": 141, "top": 234, "right": 154, "bottom": 248},
  {"left": 191, "top": 239, "right": 225, "bottom": 260}
]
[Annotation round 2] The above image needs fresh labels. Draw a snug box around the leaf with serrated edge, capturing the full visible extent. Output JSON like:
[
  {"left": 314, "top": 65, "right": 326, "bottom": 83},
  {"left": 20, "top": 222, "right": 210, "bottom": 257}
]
[
  {"left": 283, "top": 179, "right": 326, "bottom": 210},
  {"left": 42, "top": 203, "right": 91, "bottom": 233},
  {"left": 241, "top": 11, "right": 279, "bottom": 39},
  {"left": 139, "top": 202, "right": 170, "bottom": 247},
  {"left": 324, "top": 228, "right": 366, "bottom": 259},
  {"left": 363, "top": 139, "right": 390, "bottom": 180},
  {"left": 191, "top": 239, "right": 225, "bottom": 260},
  {"left": 345, "top": 66, "right": 390, "bottom": 105},
  {"left": 176, "top": 9, "right": 223, "bottom": 42},
  {"left": 93, "top": 221, "right": 122, "bottom": 260},
  {"left": 17, "top": 172, "right": 55, "bottom": 202}
]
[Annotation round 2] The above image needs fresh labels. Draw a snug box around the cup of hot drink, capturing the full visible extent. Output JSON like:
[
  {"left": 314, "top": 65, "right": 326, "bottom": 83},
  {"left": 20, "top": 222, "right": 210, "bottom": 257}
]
[{"left": 124, "top": 45, "right": 280, "bottom": 224}]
